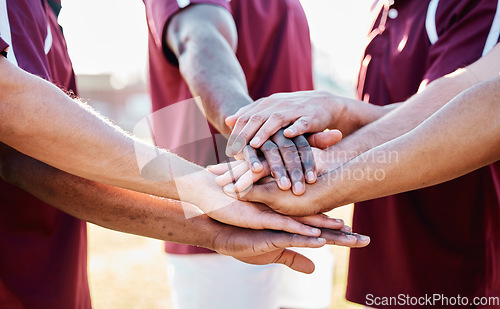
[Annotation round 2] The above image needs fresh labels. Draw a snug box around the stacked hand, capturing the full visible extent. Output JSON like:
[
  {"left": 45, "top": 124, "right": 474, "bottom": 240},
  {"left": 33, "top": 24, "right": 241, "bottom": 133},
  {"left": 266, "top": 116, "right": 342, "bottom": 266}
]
[
  {"left": 212, "top": 217, "right": 369, "bottom": 274},
  {"left": 193, "top": 91, "right": 374, "bottom": 272}
]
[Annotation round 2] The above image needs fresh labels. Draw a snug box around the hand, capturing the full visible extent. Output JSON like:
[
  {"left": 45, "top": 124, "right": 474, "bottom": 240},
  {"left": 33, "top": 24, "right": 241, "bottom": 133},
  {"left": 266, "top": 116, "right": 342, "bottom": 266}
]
[
  {"left": 213, "top": 222, "right": 370, "bottom": 274},
  {"left": 209, "top": 142, "right": 338, "bottom": 195},
  {"left": 225, "top": 90, "right": 347, "bottom": 156},
  {"left": 180, "top": 168, "right": 354, "bottom": 237},
  {"left": 217, "top": 173, "right": 337, "bottom": 216},
  {"left": 238, "top": 129, "right": 336, "bottom": 195}
]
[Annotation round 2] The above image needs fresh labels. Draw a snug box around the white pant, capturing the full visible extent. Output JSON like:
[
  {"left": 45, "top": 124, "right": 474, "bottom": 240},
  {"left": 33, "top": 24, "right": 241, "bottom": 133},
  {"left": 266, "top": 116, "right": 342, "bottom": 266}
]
[{"left": 166, "top": 247, "right": 335, "bottom": 309}]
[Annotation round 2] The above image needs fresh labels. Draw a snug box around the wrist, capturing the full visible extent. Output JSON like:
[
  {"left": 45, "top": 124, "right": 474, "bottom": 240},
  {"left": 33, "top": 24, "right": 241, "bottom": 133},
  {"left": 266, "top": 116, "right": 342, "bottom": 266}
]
[
  {"left": 318, "top": 91, "right": 347, "bottom": 131},
  {"left": 175, "top": 168, "right": 234, "bottom": 213},
  {"left": 314, "top": 167, "right": 351, "bottom": 210},
  {"left": 338, "top": 98, "right": 387, "bottom": 136}
]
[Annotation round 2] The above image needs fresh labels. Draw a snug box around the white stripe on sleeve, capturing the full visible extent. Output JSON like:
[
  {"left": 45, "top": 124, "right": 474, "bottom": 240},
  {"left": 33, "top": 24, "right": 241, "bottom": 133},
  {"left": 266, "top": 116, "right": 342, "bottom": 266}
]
[
  {"left": 425, "top": 0, "right": 440, "bottom": 45},
  {"left": 483, "top": 0, "right": 500, "bottom": 56},
  {"left": 0, "top": 0, "right": 18, "bottom": 66},
  {"left": 44, "top": 24, "right": 52, "bottom": 55},
  {"left": 176, "top": 0, "right": 191, "bottom": 9}
]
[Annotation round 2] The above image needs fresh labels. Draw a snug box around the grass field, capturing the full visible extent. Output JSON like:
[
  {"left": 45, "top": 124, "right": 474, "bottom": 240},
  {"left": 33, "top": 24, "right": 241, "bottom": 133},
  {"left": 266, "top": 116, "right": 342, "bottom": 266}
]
[{"left": 88, "top": 204, "right": 363, "bottom": 309}]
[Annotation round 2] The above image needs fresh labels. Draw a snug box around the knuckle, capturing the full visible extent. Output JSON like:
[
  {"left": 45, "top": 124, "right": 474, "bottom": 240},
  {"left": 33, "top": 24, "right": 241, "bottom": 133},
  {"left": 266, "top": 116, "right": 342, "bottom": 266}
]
[
  {"left": 270, "top": 166, "right": 285, "bottom": 177},
  {"left": 261, "top": 141, "right": 278, "bottom": 152},
  {"left": 280, "top": 141, "right": 297, "bottom": 151},
  {"left": 250, "top": 114, "right": 265, "bottom": 123},
  {"left": 290, "top": 169, "right": 304, "bottom": 180},
  {"left": 298, "top": 118, "right": 310, "bottom": 129},
  {"left": 271, "top": 112, "right": 286, "bottom": 122},
  {"left": 294, "top": 137, "right": 310, "bottom": 149},
  {"left": 236, "top": 115, "right": 250, "bottom": 125}
]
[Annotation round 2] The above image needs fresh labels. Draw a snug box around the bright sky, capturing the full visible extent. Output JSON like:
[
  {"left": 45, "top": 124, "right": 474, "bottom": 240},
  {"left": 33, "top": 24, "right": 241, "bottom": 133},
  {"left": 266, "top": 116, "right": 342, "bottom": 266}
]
[{"left": 58, "top": 0, "right": 374, "bottom": 87}]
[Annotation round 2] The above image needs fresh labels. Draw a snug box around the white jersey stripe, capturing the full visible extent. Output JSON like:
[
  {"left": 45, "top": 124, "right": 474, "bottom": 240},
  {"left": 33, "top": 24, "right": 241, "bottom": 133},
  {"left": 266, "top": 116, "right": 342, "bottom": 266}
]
[
  {"left": 0, "top": 0, "right": 18, "bottom": 66},
  {"left": 44, "top": 24, "right": 52, "bottom": 55},
  {"left": 176, "top": 0, "right": 190, "bottom": 9},
  {"left": 483, "top": 0, "right": 500, "bottom": 56},
  {"left": 425, "top": 0, "right": 439, "bottom": 45}
]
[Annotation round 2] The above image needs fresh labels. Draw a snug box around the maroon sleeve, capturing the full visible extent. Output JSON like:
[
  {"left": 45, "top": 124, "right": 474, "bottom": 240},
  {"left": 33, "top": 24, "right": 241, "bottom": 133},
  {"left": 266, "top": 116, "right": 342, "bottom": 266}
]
[
  {"left": 143, "top": 0, "right": 232, "bottom": 50},
  {"left": 0, "top": 37, "right": 8, "bottom": 57},
  {"left": 424, "top": 0, "right": 500, "bottom": 83}
]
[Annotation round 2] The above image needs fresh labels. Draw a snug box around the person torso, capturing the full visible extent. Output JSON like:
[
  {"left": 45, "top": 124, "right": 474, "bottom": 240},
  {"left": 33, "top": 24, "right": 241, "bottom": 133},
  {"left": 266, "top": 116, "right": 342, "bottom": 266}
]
[
  {"left": 347, "top": 0, "right": 500, "bottom": 307},
  {"left": 0, "top": 1, "right": 90, "bottom": 308}
]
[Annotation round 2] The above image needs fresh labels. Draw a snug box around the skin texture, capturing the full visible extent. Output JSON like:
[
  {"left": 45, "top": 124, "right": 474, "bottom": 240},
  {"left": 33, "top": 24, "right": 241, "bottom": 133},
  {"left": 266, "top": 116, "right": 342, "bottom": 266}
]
[
  {"left": 0, "top": 6, "right": 372, "bottom": 272},
  {"left": 0, "top": 54, "right": 329, "bottom": 237},
  {"left": 166, "top": 4, "right": 321, "bottom": 192},
  {"left": 226, "top": 90, "right": 394, "bottom": 152},
  {"left": 212, "top": 44, "right": 500, "bottom": 216}
]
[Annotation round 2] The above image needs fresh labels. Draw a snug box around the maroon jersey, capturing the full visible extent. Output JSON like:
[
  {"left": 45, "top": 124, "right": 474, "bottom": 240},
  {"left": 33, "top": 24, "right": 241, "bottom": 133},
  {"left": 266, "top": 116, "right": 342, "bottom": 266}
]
[
  {"left": 347, "top": 0, "right": 500, "bottom": 307},
  {"left": 0, "top": 1, "right": 90, "bottom": 308},
  {"left": 143, "top": 0, "right": 314, "bottom": 254}
]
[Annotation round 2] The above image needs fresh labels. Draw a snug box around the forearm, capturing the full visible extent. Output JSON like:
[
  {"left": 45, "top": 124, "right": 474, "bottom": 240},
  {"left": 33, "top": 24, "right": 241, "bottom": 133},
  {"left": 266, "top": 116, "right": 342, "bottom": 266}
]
[
  {"left": 178, "top": 35, "right": 252, "bottom": 134},
  {"left": 0, "top": 145, "right": 220, "bottom": 248},
  {"left": 327, "top": 71, "right": 476, "bottom": 165},
  {"left": 168, "top": 4, "right": 252, "bottom": 134},
  {"left": 0, "top": 57, "right": 220, "bottom": 203},
  {"left": 323, "top": 76, "right": 500, "bottom": 207},
  {"left": 327, "top": 44, "right": 500, "bottom": 163}
]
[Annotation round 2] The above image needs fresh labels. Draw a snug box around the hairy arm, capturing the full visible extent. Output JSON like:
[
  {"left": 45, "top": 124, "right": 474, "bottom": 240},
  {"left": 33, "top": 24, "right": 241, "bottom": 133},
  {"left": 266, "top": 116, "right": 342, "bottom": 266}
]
[
  {"left": 0, "top": 56, "right": 339, "bottom": 234},
  {"left": 323, "top": 44, "right": 500, "bottom": 165},
  {"left": 0, "top": 56, "right": 175, "bottom": 196},
  {"left": 166, "top": 4, "right": 251, "bottom": 134},
  {"left": 229, "top": 45, "right": 500, "bottom": 216},
  {"left": 324, "top": 75, "right": 500, "bottom": 205},
  {"left": 166, "top": 4, "right": 327, "bottom": 193},
  {"left": 0, "top": 144, "right": 350, "bottom": 273}
]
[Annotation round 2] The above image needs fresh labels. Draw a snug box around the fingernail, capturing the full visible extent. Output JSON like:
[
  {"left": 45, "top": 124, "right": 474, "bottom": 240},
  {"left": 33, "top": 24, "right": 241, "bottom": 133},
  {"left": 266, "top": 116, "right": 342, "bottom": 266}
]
[
  {"left": 316, "top": 237, "right": 326, "bottom": 244},
  {"left": 335, "top": 219, "right": 343, "bottom": 224},
  {"left": 285, "top": 128, "right": 293, "bottom": 135},
  {"left": 306, "top": 171, "right": 315, "bottom": 182},
  {"left": 231, "top": 142, "right": 242, "bottom": 153},
  {"left": 347, "top": 235, "right": 357, "bottom": 242},
  {"left": 310, "top": 227, "right": 321, "bottom": 235},
  {"left": 280, "top": 177, "right": 291, "bottom": 188},
  {"left": 250, "top": 136, "right": 261, "bottom": 147},
  {"left": 360, "top": 235, "right": 370, "bottom": 242},
  {"left": 252, "top": 162, "right": 262, "bottom": 171},
  {"left": 294, "top": 182, "right": 304, "bottom": 193}
]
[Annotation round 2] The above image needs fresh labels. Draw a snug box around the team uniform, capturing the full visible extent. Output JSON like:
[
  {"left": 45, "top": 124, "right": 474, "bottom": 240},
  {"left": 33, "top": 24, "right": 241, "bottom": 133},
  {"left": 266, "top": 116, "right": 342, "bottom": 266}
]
[
  {"left": 143, "top": 0, "right": 334, "bottom": 308},
  {"left": 0, "top": 1, "right": 91, "bottom": 308},
  {"left": 347, "top": 0, "right": 500, "bottom": 307}
]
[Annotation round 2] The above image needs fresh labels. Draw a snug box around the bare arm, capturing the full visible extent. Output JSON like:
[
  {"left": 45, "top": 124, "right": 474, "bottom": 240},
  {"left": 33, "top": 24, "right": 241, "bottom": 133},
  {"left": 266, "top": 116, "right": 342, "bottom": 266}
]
[
  {"left": 323, "top": 44, "right": 500, "bottom": 164},
  {"left": 166, "top": 4, "right": 251, "bottom": 134},
  {"left": 226, "top": 75, "right": 500, "bottom": 215},
  {"left": 0, "top": 56, "right": 336, "bottom": 234},
  {"left": 166, "top": 4, "right": 325, "bottom": 194},
  {"left": 222, "top": 45, "right": 500, "bottom": 215},
  {"left": 0, "top": 144, "right": 361, "bottom": 274},
  {"left": 323, "top": 75, "right": 500, "bottom": 205}
]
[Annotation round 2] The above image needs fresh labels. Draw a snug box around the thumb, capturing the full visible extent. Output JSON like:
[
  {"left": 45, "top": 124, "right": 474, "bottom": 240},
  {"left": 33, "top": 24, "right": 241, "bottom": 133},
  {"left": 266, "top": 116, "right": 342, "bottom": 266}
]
[{"left": 307, "top": 130, "right": 342, "bottom": 149}]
